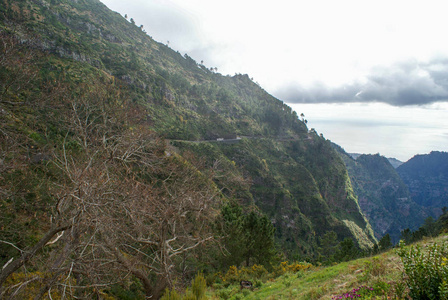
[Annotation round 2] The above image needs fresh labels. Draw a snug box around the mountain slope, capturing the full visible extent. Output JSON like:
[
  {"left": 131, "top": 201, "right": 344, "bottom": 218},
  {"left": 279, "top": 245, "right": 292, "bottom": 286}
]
[
  {"left": 397, "top": 151, "right": 448, "bottom": 209},
  {"left": 2, "top": 0, "right": 304, "bottom": 140},
  {"left": 335, "top": 146, "right": 429, "bottom": 242},
  {"left": 174, "top": 135, "right": 375, "bottom": 258},
  {"left": 3, "top": 0, "right": 375, "bottom": 247},
  {"left": 0, "top": 0, "right": 377, "bottom": 297}
]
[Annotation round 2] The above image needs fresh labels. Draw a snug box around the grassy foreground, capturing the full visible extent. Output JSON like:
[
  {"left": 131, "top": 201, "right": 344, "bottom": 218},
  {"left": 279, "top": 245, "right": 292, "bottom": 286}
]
[{"left": 204, "top": 235, "right": 448, "bottom": 299}]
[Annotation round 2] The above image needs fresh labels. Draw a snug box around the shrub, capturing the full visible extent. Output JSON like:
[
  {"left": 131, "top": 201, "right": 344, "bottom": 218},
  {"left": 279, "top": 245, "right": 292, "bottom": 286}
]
[
  {"left": 4, "top": 271, "right": 63, "bottom": 299},
  {"left": 393, "top": 280, "right": 408, "bottom": 299},
  {"left": 217, "top": 289, "right": 231, "bottom": 300},
  {"left": 221, "top": 264, "right": 269, "bottom": 283},
  {"left": 221, "top": 265, "right": 240, "bottom": 284},
  {"left": 332, "top": 286, "right": 374, "bottom": 299},
  {"left": 161, "top": 273, "right": 207, "bottom": 300},
  {"left": 161, "top": 288, "right": 182, "bottom": 300},
  {"left": 371, "top": 281, "right": 390, "bottom": 297},
  {"left": 181, "top": 291, "right": 197, "bottom": 300},
  {"left": 254, "top": 279, "right": 263, "bottom": 288},
  {"left": 273, "top": 261, "right": 312, "bottom": 277},
  {"left": 220, "top": 261, "right": 311, "bottom": 285},
  {"left": 241, "top": 288, "right": 250, "bottom": 297},
  {"left": 191, "top": 273, "right": 207, "bottom": 299},
  {"left": 363, "top": 256, "right": 386, "bottom": 279},
  {"left": 397, "top": 241, "right": 448, "bottom": 299},
  {"left": 249, "top": 264, "right": 269, "bottom": 278},
  {"left": 282, "top": 274, "right": 293, "bottom": 288}
]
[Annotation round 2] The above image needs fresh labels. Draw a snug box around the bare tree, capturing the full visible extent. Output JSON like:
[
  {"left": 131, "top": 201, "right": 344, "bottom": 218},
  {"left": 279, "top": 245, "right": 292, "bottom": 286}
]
[
  {"left": 0, "top": 58, "right": 219, "bottom": 298},
  {"left": 101, "top": 155, "right": 218, "bottom": 298}
]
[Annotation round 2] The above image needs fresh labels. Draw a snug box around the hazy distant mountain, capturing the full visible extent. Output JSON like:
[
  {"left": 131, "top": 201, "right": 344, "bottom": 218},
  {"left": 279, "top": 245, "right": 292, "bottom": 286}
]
[
  {"left": 387, "top": 157, "right": 404, "bottom": 169},
  {"left": 397, "top": 151, "right": 448, "bottom": 209},
  {"left": 349, "top": 153, "right": 362, "bottom": 160},
  {"left": 349, "top": 153, "right": 403, "bottom": 168}
]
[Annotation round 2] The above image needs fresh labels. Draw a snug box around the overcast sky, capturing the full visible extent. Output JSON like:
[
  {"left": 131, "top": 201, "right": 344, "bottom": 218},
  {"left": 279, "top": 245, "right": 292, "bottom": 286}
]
[{"left": 100, "top": 0, "right": 448, "bottom": 161}]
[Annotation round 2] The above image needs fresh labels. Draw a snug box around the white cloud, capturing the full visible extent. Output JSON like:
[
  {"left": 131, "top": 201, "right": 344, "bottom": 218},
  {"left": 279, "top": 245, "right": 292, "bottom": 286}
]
[
  {"left": 99, "top": 0, "right": 448, "bottom": 158},
  {"left": 289, "top": 102, "right": 448, "bottom": 161},
  {"left": 101, "top": 0, "right": 448, "bottom": 94}
]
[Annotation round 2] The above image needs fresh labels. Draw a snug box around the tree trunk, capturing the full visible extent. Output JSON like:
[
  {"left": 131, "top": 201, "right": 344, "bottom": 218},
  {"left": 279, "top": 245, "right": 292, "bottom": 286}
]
[
  {"left": 152, "top": 276, "right": 168, "bottom": 300},
  {"left": 0, "top": 223, "right": 72, "bottom": 288},
  {"left": 113, "top": 248, "right": 154, "bottom": 298}
]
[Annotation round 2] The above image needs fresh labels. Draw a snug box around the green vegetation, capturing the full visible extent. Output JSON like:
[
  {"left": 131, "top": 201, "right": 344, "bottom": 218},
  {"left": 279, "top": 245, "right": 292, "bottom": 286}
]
[
  {"left": 174, "top": 137, "right": 376, "bottom": 261},
  {"left": 0, "top": 0, "right": 377, "bottom": 259},
  {"left": 334, "top": 146, "right": 431, "bottom": 242},
  {"left": 218, "top": 201, "right": 277, "bottom": 268},
  {"left": 399, "top": 210, "right": 448, "bottom": 246},
  {"left": 165, "top": 214, "right": 448, "bottom": 298},
  {"left": 162, "top": 273, "right": 208, "bottom": 300},
  {"left": 206, "top": 251, "right": 400, "bottom": 299},
  {"left": 199, "top": 234, "right": 448, "bottom": 299},
  {"left": 1, "top": 0, "right": 441, "bottom": 298},
  {"left": 397, "top": 241, "right": 448, "bottom": 299},
  {"left": 397, "top": 151, "right": 448, "bottom": 209}
]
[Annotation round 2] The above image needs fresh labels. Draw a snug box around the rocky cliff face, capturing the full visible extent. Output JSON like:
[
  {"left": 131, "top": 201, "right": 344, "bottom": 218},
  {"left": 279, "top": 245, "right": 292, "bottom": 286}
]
[{"left": 335, "top": 146, "right": 430, "bottom": 242}]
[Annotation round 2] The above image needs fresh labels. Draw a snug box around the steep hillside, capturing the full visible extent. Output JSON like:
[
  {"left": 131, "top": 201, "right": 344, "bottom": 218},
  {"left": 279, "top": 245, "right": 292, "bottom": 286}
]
[
  {"left": 0, "top": 0, "right": 304, "bottom": 140},
  {"left": 174, "top": 136, "right": 375, "bottom": 258},
  {"left": 0, "top": 0, "right": 377, "bottom": 297},
  {"left": 1, "top": 0, "right": 376, "bottom": 247},
  {"left": 397, "top": 151, "right": 448, "bottom": 209},
  {"left": 335, "top": 146, "right": 429, "bottom": 242}
]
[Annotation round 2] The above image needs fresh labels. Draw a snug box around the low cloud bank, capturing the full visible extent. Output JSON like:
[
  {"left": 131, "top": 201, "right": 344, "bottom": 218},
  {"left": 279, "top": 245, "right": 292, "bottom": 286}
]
[{"left": 277, "top": 58, "right": 448, "bottom": 106}]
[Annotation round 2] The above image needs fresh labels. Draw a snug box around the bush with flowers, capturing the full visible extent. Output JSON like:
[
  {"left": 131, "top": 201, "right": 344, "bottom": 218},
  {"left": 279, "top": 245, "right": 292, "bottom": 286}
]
[
  {"left": 219, "top": 261, "right": 312, "bottom": 286},
  {"left": 220, "top": 264, "right": 269, "bottom": 284},
  {"left": 331, "top": 286, "right": 375, "bottom": 299},
  {"left": 273, "top": 261, "right": 313, "bottom": 277}
]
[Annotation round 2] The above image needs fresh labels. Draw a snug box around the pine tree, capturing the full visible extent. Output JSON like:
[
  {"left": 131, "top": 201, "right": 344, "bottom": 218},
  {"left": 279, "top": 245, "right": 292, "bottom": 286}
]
[{"left": 219, "top": 202, "right": 276, "bottom": 268}]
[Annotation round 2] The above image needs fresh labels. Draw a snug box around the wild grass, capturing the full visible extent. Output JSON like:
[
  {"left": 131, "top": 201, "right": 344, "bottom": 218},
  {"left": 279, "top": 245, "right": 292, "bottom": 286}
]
[{"left": 206, "top": 235, "right": 448, "bottom": 299}]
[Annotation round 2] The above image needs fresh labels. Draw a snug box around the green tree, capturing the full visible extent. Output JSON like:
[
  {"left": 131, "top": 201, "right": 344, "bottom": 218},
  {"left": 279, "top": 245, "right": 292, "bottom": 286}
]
[
  {"left": 219, "top": 201, "right": 245, "bottom": 268},
  {"left": 334, "top": 238, "right": 359, "bottom": 262},
  {"left": 378, "top": 233, "right": 392, "bottom": 251},
  {"left": 423, "top": 216, "right": 437, "bottom": 237},
  {"left": 437, "top": 207, "right": 448, "bottom": 232},
  {"left": 219, "top": 202, "right": 276, "bottom": 268},
  {"left": 400, "top": 228, "right": 413, "bottom": 245},
  {"left": 318, "top": 231, "right": 340, "bottom": 264},
  {"left": 242, "top": 211, "right": 276, "bottom": 267}
]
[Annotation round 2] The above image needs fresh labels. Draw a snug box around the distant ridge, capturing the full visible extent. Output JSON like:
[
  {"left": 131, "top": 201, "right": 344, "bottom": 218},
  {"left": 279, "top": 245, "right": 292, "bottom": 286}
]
[
  {"left": 397, "top": 151, "right": 448, "bottom": 209},
  {"left": 349, "top": 153, "right": 403, "bottom": 168}
]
